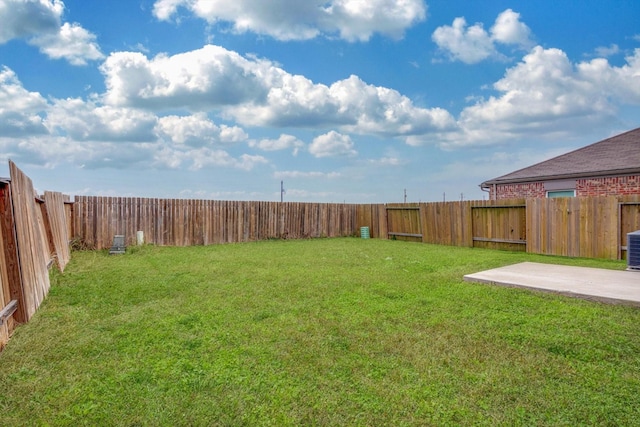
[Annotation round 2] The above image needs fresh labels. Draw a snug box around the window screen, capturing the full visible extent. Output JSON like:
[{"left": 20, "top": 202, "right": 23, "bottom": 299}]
[{"left": 547, "top": 190, "right": 575, "bottom": 198}]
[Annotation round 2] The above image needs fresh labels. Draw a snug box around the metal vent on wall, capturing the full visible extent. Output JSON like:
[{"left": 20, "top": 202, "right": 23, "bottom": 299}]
[{"left": 628, "top": 230, "right": 640, "bottom": 271}]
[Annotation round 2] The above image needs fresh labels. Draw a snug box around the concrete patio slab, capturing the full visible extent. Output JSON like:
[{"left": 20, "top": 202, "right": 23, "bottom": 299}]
[{"left": 464, "top": 262, "right": 640, "bottom": 307}]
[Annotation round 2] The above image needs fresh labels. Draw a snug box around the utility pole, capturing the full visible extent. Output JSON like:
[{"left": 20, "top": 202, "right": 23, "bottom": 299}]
[
  {"left": 280, "top": 180, "right": 285, "bottom": 203},
  {"left": 404, "top": 189, "right": 407, "bottom": 203}
]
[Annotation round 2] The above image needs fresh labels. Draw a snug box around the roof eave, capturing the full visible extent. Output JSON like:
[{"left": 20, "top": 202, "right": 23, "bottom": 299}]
[{"left": 481, "top": 168, "right": 640, "bottom": 187}]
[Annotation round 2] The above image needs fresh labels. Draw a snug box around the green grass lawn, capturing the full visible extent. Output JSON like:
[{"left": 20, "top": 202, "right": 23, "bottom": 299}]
[{"left": 0, "top": 238, "right": 638, "bottom": 426}]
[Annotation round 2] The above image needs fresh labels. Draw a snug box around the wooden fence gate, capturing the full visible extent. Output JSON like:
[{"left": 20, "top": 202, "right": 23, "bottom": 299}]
[
  {"left": 471, "top": 204, "right": 527, "bottom": 251},
  {"left": 620, "top": 201, "right": 640, "bottom": 259},
  {"left": 385, "top": 205, "right": 423, "bottom": 242}
]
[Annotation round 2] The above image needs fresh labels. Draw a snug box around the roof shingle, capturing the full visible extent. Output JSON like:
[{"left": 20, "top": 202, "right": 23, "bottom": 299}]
[{"left": 481, "top": 127, "right": 640, "bottom": 186}]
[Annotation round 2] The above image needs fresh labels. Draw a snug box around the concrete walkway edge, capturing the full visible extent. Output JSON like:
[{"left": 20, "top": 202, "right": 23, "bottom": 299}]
[{"left": 464, "top": 262, "right": 640, "bottom": 307}]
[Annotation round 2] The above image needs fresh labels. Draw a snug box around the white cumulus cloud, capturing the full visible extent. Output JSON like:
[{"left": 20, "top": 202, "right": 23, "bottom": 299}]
[
  {"left": 152, "top": 0, "right": 426, "bottom": 42},
  {"left": 367, "top": 156, "right": 403, "bottom": 167},
  {"left": 100, "top": 46, "right": 272, "bottom": 109},
  {"left": 227, "top": 73, "right": 456, "bottom": 137},
  {"left": 490, "top": 9, "right": 533, "bottom": 48},
  {"left": 0, "top": 67, "right": 48, "bottom": 136},
  {"left": 0, "top": 0, "right": 103, "bottom": 65},
  {"left": 188, "top": 150, "right": 268, "bottom": 171},
  {"left": 0, "top": 0, "right": 63, "bottom": 43},
  {"left": 156, "top": 113, "right": 248, "bottom": 147},
  {"left": 29, "top": 22, "right": 104, "bottom": 65},
  {"left": 249, "top": 134, "right": 305, "bottom": 155},
  {"left": 433, "top": 9, "right": 533, "bottom": 64},
  {"left": 101, "top": 45, "right": 456, "bottom": 140},
  {"left": 432, "top": 17, "right": 496, "bottom": 64},
  {"left": 274, "top": 170, "right": 341, "bottom": 179},
  {"left": 452, "top": 47, "right": 640, "bottom": 145},
  {"left": 593, "top": 44, "right": 620, "bottom": 58},
  {"left": 47, "top": 98, "right": 157, "bottom": 142},
  {"left": 0, "top": 66, "right": 263, "bottom": 172},
  {"left": 309, "top": 131, "right": 357, "bottom": 158}
]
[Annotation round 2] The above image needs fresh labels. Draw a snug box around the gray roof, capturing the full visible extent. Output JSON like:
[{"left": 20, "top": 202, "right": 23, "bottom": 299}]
[{"left": 481, "top": 127, "right": 640, "bottom": 187}]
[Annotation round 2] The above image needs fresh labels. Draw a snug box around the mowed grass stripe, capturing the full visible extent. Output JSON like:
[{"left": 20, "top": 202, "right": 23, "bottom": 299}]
[{"left": 0, "top": 238, "right": 638, "bottom": 426}]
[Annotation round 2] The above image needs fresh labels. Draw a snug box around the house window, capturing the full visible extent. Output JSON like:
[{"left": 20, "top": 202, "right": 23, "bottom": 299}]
[{"left": 547, "top": 190, "right": 575, "bottom": 198}]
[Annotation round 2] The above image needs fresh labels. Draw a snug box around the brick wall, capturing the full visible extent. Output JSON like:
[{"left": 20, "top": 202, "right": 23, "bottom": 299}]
[
  {"left": 577, "top": 175, "right": 640, "bottom": 197},
  {"left": 492, "top": 182, "right": 545, "bottom": 200},
  {"left": 491, "top": 174, "right": 640, "bottom": 199}
]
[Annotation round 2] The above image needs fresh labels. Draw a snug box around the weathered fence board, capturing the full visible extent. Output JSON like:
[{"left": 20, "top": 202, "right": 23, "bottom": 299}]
[
  {"left": 43, "top": 191, "right": 71, "bottom": 272},
  {"left": 0, "top": 180, "right": 20, "bottom": 347},
  {"left": 472, "top": 201, "right": 526, "bottom": 251},
  {"left": 386, "top": 204, "right": 422, "bottom": 242},
  {"left": 421, "top": 201, "right": 473, "bottom": 247},
  {"left": 0, "top": 164, "right": 73, "bottom": 350},
  {"left": 73, "top": 196, "right": 361, "bottom": 249},
  {"left": 526, "top": 196, "right": 621, "bottom": 259},
  {"left": 9, "top": 161, "right": 52, "bottom": 322},
  {"left": 357, "top": 197, "right": 640, "bottom": 260},
  {"left": 0, "top": 182, "right": 12, "bottom": 349},
  {"left": 620, "top": 197, "right": 640, "bottom": 259}
]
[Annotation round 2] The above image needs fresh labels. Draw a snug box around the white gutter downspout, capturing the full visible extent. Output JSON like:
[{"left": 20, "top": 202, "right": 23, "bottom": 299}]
[{"left": 480, "top": 183, "right": 492, "bottom": 200}]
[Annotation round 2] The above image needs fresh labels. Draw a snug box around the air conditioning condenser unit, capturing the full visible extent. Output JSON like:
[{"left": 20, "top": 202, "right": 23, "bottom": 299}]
[{"left": 627, "top": 230, "right": 640, "bottom": 271}]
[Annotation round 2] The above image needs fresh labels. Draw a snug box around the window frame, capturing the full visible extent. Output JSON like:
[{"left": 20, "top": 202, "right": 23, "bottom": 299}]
[{"left": 546, "top": 189, "right": 576, "bottom": 198}]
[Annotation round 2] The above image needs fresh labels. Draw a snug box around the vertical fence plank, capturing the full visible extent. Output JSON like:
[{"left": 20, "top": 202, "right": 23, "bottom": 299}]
[
  {"left": 0, "top": 181, "right": 17, "bottom": 346},
  {"left": 43, "top": 192, "right": 71, "bottom": 272},
  {"left": 620, "top": 195, "right": 640, "bottom": 259},
  {"left": 8, "top": 161, "right": 51, "bottom": 321},
  {"left": 0, "top": 217, "right": 10, "bottom": 348}
]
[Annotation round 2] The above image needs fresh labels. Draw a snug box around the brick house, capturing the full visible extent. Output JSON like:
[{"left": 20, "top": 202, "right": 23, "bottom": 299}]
[{"left": 480, "top": 127, "right": 640, "bottom": 200}]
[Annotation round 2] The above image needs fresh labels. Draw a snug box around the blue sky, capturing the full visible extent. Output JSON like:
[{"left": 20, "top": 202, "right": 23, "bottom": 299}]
[{"left": 1, "top": 0, "right": 639, "bottom": 203}]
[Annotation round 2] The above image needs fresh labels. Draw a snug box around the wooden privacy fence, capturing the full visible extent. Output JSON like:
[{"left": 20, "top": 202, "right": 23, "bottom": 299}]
[
  {"left": 357, "top": 200, "right": 527, "bottom": 249},
  {"left": 357, "top": 196, "right": 640, "bottom": 260},
  {"left": 75, "top": 195, "right": 640, "bottom": 260},
  {"left": 73, "top": 196, "right": 361, "bottom": 250},
  {"left": 0, "top": 161, "right": 72, "bottom": 350}
]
